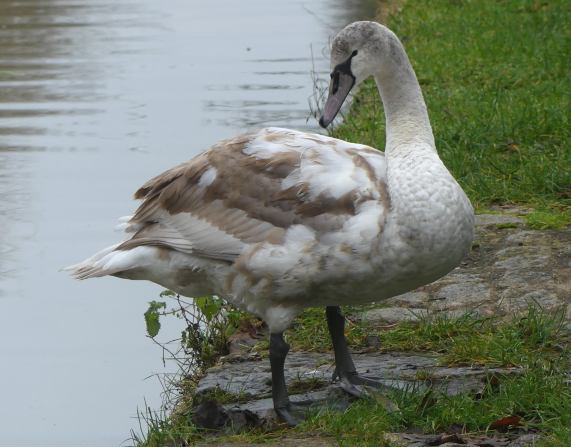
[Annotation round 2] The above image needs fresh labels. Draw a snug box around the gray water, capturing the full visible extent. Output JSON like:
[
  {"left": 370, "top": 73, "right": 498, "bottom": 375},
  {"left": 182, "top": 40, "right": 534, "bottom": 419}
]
[{"left": 0, "top": 0, "right": 375, "bottom": 445}]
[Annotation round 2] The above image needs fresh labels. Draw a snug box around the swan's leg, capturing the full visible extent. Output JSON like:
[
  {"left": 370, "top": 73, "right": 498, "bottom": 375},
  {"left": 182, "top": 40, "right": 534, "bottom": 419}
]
[
  {"left": 326, "top": 306, "right": 389, "bottom": 397},
  {"left": 269, "top": 332, "right": 301, "bottom": 426}
]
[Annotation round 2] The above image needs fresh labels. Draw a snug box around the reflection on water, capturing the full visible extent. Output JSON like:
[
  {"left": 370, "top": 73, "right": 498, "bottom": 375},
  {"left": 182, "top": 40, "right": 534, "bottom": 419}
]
[
  {"left": 206, "top": 84, "right": 305, "bottom": 91},
  {"left": 0, "top": 0, "right": 375, "bottom": 445}
]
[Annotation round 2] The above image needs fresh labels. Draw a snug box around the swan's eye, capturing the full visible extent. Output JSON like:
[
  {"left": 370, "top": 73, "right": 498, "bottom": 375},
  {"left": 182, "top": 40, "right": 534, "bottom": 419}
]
[
  {"left": 352, "top": 50, "right": 358, "bottom": 57},
  {"left": 330, "top": 72, "right": 334, "bottom": 79}
]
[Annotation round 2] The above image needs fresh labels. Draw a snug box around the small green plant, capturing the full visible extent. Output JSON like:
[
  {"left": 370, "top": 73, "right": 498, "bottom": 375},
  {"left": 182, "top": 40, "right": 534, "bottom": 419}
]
[
  {"left": 143, "top": 293, "right": 251, "bottom": 371},
  {"left": 525, "top": 208, "right": 571, "bottom": 230},
  {"left": 134, "top": 293, "right": 257, "bottom": 445},
  {"left": 495, "top": 223, "right": 519, "bottom": 229},
  {"left": 194, "top": 387, "right": 255, "bottom": 405},
  {"left": 144, "top": 301, "right": 167, "bottom": 338}
]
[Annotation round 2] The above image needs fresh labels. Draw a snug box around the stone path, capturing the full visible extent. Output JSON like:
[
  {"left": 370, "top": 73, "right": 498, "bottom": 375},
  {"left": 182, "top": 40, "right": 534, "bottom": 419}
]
[
  {"left": 192, "top": 212, "right": 570, "bottom": 446},
  {"left": 194, "top": 351, "right": 524, "bottom": 443},
  {"left": 197, "top": 352, "right": 521, "bottom": 420}
]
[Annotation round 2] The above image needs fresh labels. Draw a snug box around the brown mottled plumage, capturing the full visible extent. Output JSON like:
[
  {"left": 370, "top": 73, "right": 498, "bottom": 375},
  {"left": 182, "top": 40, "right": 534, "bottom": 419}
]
[{"left": 118, "top": 131, "right": 375, "bottom": 259}]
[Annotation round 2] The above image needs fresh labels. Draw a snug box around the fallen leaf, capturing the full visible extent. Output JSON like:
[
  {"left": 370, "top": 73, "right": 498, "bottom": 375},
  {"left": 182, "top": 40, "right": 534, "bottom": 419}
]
[{"left": 490, "top": 415, "right": 522, "bottom": 431}]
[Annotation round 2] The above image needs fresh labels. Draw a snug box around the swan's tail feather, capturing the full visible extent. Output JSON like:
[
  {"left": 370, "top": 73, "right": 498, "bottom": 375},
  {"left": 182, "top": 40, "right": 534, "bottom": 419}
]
[
  {"left": 64, "top": 243, "right": 124, "bottom": 280},
  {"left": 66, "top": 215, "right": 148, "bottom": 280},
  {"left": 65, "top": 244, "right": 163, "bottom": 281}
]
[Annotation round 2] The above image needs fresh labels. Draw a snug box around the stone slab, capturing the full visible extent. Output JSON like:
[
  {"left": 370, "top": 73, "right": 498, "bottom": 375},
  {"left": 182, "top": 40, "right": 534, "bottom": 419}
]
[{"left": 197, "top": 351, "right": 521, "bottom": 423}]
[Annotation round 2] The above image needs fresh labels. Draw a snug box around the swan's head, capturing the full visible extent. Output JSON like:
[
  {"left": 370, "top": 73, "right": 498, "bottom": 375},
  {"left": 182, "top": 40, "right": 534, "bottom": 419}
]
[{"left": 319, "top": 21, "right": 391, "bottom": 128}]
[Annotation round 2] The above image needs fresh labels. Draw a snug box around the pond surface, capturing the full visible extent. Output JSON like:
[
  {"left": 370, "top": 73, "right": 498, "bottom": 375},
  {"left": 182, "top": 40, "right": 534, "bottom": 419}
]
[{"left": 0, "top": 0, "right": 375, "bottom": 445}]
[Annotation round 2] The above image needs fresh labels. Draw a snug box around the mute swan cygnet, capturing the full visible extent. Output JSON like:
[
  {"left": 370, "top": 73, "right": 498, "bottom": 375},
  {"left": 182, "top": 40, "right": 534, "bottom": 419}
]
[{"left": 67, "top": 21, "right": 474, "bottom": 425}]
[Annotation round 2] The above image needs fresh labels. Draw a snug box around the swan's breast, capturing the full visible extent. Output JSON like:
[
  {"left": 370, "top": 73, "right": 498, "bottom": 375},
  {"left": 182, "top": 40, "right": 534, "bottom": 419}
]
[{"left": 375, "top": 153, "right": 475, "bottom": 290}]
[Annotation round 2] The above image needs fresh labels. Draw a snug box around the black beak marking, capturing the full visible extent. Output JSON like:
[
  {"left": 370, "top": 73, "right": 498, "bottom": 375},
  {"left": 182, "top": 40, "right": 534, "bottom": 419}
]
[{"left": 320, "top": 50, "right": 358, "bottom": 128}]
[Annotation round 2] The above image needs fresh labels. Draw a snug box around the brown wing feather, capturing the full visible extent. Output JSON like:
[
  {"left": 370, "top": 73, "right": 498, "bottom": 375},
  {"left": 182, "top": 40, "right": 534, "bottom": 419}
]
[{"left": 118, "top": 130, "right": 376, "bottom": 261}]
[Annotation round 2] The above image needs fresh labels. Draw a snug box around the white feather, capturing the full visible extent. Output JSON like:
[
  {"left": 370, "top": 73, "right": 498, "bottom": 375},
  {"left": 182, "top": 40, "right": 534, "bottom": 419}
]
[{"left": 67, "top": 22, "right": 474, "bottom": 336}]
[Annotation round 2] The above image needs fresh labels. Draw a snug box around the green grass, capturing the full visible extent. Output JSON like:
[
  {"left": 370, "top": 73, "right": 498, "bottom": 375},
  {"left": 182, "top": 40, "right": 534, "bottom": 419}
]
[
  {"left": 135, "top": 305, "right": 571, "bottom": 446},
  {"left": 378, "top": 307, "right": 569, "bottom": 367},
  {"left": 194, "top": 388, "right": 255, "bottom": 405},
  {"left": 332, "top": 0, "right": 571, "bottom": 226},
  {"left": 284, "top": 306, "right": 569, "bottom": 370},
  {"left": 300, "top": 306, "right": 571, "bottom": 446},
  {"left": 284, "top": 307, "right": 369, "bottom": 352},
  {"left": 526, "top": 208, "right": 571, "bottom": 229},
  {"left": 304, "top": 367, "right": 571, "bottom": 447},
  {"left": 292, "top": 314, "right": 564, "bottom": 444}
]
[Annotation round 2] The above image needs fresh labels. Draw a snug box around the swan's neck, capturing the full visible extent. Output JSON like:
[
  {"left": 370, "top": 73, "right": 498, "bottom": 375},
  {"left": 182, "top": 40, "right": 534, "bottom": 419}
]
[
  {"left": 373, "top": 41, "right": 435, "bottom": 152},
  {"left": 373, "top": 38, "right": 462, "bottom": 231},
  {"left": 366, "top": 31, "right": 474, "bottom": 281}
]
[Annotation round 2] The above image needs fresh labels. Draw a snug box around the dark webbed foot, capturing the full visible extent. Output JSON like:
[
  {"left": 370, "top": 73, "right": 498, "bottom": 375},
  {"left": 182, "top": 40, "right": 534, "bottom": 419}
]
[
  {"left": 334, "top": 370, "right": 395, "bottom": 409},
  {"left": 333, "top": 369, "right": 391, "bottom": 389},
  {"left": 326, "top": 306, "right": 397, "bottom": 411},
  {"left": 274, "top": 404, "right": 304, "bottom": 426}
]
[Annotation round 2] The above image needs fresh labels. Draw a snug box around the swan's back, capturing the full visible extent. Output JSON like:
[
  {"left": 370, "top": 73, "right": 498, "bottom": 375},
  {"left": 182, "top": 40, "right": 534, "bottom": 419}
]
[
  {"left": 125, "top": 127, "right": 388, "bottom": 258},
  {"left": 68, "top": 127, "right": 390, "bottom": 318}
]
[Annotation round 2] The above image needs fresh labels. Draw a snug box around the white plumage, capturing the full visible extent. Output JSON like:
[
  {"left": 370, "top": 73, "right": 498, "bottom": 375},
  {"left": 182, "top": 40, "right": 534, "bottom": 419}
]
[{"left": 66, "top": 21, "right": 474, "bottom": 424}]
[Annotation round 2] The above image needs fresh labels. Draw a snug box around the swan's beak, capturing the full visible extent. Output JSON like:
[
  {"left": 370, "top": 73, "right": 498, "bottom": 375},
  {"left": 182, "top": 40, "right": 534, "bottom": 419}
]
[{"left": 319, "top": 71, "right": 355, "bottom": 128}]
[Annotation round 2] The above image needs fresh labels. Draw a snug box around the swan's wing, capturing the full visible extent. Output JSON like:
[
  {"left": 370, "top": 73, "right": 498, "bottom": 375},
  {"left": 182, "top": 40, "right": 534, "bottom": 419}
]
[{"left": 117, "top": 127, "right": 388, "bottom": 262}]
